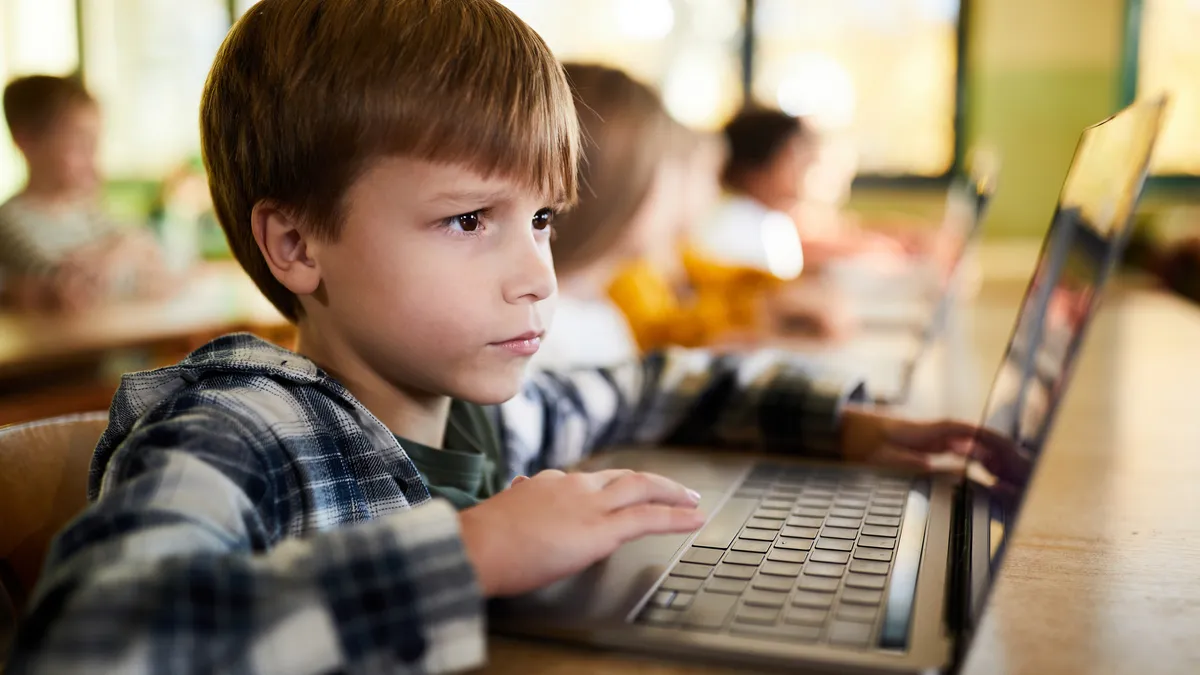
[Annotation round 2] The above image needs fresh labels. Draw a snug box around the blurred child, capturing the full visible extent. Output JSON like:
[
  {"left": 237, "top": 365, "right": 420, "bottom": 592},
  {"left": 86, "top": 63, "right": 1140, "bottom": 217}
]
[
  {"left": 541, "top": 65, "right": 784, "bottom": 365},
  {"left": 699, "top": 107, "right": 916, "bottom": 274},
  {"left": 0, "top": 75, "right": 169, "bottom": 312}
]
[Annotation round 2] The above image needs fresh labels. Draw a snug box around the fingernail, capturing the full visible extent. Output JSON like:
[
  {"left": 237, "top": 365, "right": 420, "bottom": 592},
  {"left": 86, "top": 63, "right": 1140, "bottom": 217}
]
[{"left": 687, "top": 489, "right": 702, "bottom": 503}]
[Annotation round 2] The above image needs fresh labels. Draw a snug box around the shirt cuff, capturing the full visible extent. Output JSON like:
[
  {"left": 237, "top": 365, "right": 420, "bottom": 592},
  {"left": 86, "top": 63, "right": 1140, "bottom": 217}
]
[{"left": 759, "top": 366, "right": 869, "bottom": 459}]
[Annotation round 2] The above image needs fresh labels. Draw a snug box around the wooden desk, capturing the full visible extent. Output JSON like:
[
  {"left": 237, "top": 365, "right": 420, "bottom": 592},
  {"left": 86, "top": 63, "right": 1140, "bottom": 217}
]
[
  {"left": 481, "top": 286, "right": 1200, "bottom": 674},
  {"left": 0, "top": 262, "right": 288, "bottom": 381},
  {"left": 0, "top": 263, "right": 290, "bottom": 424}
]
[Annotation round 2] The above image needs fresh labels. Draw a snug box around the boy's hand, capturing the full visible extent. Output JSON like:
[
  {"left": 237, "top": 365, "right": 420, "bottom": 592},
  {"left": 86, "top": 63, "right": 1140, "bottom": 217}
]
[
  {"left": 841, "top": 409, "right": 1031, "bottom": 487},
  {"left": 459, "top": 470, "right": 705, "bottom": 598}
]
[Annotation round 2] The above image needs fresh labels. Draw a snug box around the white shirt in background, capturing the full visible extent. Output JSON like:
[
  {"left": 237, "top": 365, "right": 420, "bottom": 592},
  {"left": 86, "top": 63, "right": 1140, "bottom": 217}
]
[{"left": 531, "top": 294, "right": 638, "bottom": 370}]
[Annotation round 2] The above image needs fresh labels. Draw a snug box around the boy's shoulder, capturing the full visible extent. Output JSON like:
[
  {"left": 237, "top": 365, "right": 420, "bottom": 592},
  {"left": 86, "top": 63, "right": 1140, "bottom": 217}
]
[{"left": 91, "top": 334, "right": 363, "bottom": 494}]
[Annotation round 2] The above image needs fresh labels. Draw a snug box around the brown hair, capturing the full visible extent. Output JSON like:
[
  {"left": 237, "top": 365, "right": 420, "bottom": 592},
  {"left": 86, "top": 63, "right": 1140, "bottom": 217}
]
[
  {"left": 201, "top": 0, "right": 579, "bottom": 320},
  {"left": 3, "top": 75, "right": 94, "bottom": 140},
  {"left": 551, "top": 63, "right": 675, "bottom": 276},
  {"left": 721, "top": 108, "right": 810, "bottom": 190}
]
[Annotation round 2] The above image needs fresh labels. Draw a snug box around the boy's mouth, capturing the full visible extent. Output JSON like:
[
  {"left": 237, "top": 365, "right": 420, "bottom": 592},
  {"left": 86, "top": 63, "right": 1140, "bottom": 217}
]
[{"left": 489, "top": 331, "right": 544, "bottom": 357}]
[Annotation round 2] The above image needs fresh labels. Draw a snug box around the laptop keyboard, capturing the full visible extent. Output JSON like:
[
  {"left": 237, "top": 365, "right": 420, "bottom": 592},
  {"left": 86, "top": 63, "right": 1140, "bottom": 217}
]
[{"left": 635, "top": 463, "right": 912, "bottom": 649}]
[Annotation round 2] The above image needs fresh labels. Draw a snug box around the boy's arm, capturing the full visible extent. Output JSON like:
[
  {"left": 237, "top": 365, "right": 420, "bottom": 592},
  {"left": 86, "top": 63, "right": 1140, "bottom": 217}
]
[
  {"left": 12, "top": 409, "right": 484, "bottom": 675},
  {"left": 498, "top": 349, "right": 867, "bottom": 477}
]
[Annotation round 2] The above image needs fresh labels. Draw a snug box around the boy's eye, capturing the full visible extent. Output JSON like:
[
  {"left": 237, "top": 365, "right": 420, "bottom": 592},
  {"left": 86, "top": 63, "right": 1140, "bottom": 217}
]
[
  {"left": 447, "top": 211, "right": 482, "bottom": 232},
  {"left": 532, "top": 208, "right": 556, "bottom": 231}
]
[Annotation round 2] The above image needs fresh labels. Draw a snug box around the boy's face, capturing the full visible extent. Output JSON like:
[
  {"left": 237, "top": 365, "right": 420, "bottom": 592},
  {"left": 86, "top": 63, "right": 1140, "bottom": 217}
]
[
  {"left": 301, "top": 157, "right": 559, "bottom": 405},
  {"left": 17, "top": 103, "right": 101, "bottom": 196}
]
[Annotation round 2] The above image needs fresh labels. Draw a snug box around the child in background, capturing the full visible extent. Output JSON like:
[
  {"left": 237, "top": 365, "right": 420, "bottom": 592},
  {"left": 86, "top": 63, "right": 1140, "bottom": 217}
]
[
  {"left": 541, "top": 64, "right": 778, "bottom": 365},
  {"left": 0, "top": 75, "right": 169, "bottom": 312},
  {"left": 699, "top": 108, "right": 915, "bottom": 274}
]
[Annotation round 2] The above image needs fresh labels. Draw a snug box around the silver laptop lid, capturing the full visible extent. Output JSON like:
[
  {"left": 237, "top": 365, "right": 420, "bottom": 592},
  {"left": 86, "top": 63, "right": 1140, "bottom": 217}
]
[{"left": 965, "top": 96, "right": 1167, "bottom": 632}]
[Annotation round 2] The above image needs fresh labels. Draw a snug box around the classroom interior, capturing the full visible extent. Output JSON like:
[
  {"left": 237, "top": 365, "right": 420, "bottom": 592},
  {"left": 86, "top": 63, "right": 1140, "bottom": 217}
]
[{"left": 1, "top": 1, "right": 1199, "bottom": 673}]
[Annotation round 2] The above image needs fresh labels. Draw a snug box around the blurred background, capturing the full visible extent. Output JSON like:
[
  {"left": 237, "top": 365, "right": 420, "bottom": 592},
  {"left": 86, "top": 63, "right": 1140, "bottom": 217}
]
[{"left": 0, "top": 0, "right": 1197, "bottom": 425}]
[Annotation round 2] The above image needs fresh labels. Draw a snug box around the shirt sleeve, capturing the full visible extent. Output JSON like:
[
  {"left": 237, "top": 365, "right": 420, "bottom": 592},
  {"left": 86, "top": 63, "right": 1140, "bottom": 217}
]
[
  {"left": 0, "top": 206, "right": 60, "bottom": 275},
  {"left": 10, "top": 408, "right": 485, "bottom": 675},
  {"left": 496, "top": 348, "right": 868, "bottom": 479}
]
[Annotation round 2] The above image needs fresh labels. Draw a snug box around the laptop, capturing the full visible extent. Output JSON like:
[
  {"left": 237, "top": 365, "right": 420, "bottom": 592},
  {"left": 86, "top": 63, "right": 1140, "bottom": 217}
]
[
  {"left": 780, "top": 160, "right": 998, "bottom": 408},
  {"left": 491, "top": 96, "right": 1166, "bottom": 674}
]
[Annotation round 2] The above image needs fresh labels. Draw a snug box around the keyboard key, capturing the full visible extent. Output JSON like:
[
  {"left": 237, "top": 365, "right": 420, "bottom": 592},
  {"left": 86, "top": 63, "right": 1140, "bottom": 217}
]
[
  {"left": 770, "top": 484, "right": 804, "bottom": 494},
  {"left": 734, "top": 605, "right": 780, "bottom": 625},
  {"left": 854, "top": 547, "right": 893, "bottom": 562},
  {"left": 761, "top": 498, "right": 795, "bottom": 509},
  {"left": 671, "top": 592, "right": 696, "bottom": 609},
  {"left": 754, "top": 508, "right": 790, "bottom": 520},
  {"left": 837, "top": 604, "right": 878, "bottom": 623},
  {"left": 746, "top": 517, "right": 785, "bottom": 530},
  {"left": 841, "top": 588, "right": 884, "bottom": 605},
  {"left": 766, "top": 548, "right": 807, "bottom": 564},
  {"left": 775, "top": 537, "right": 815, "bottom": 551},
  {"left": 793, "top": 507, "right": 827, "bottom": 518},
  {"left": 650, "top": 591, "right": 675, "bottom": 608},
  {"left": 815, "top": 538, "right": 854, "bottom": 552},
  {"left": 858, "top": 536, "right": 897, "bottom": 550},
  {"left": 809, "top": 549, "right": 850, "bottom": 564},
  {"left": 671, "top": 562, "right": 714, "bottom": 579},
  {"left": 870, "top": 505, "right": 903, "bottom": 517},
  {"left": 739, "top": 527, "right": 778, "bottom": 542},
  {"left": 760, "top": 561, "right": 804, "bottom": 577},
  {"left": 865, "top": 515, "right": 901, "bottom": 527},
  {"left": 825, "top": 517, "right": 862, "bottom": 529},
  {"left": 798, "top": 575, "right": 840, "bottom": 592},
  {"left": 731, "top": 623, "right": 821, "bottom": 642},
  {"left": 845, "top": 573, "right": 887, "bottom": 590},
  {"left": 742, "top": 589, "right": 788, "bottom": 608},
  {"left": 641, "top": 608, "right": 682, "bottom": 626},
  {"left": 723, "top": 551, "right": 765, "bottom": 566},
  {"left": 796, "top": 498, "right": 832, "bottom": 509},
  {"left": 732, "top": 539, "right": 772, "bottom": 553},
  {"left": 781, "top": 526, "right": 820, "bottom": 539},
  {"left": 792, "top": 591, "right": 835, "bottom": 608},
  {"left": 683, "top": 592, "right": 738, "bottom": 629},
  {"left": 862, "top": 525, "right": 899, "bottom": 538},
  {"left": 681, "top": 547, "right": 724, "bottom": 565},
  {"left": 661, "top": 577, "right": 703, "bottom": 592},
  {"left": 751, "top": 575, "right": 794, "bottom": 592},
  {"left": 786, "top": 516, "right": 824, "bottom": 528},
  {"left": 784, "top": 606, "right": 828, "bottom": 626},
  {"left": 834, "top": 498, "right": 869, "bottom": 509},
  {"left": 829, "top": 621, "right": 873, "bottom": 646},
  {"left": 829, "top": 508, "right": 866, "bottom": 519},
  {"left": 872, "top": 496, "right": 906, "bottom": 507},
  {"left": 692, "top": 498, "right": 759, "bottom": 550},
  {"left": 714, "top": 563, "right": 756, "bottom": 580},
  {"left": 821, "top": 526, "right": 858, "bottom": 540},
  {"left": 849, "top": 560, "right": 890, "bottom": 575},
  {"left": 803, "top": 562, "right": 846, "bottom": 578},
  {"left": 707, "top": 577, "right": 749, "bottom": 594}
]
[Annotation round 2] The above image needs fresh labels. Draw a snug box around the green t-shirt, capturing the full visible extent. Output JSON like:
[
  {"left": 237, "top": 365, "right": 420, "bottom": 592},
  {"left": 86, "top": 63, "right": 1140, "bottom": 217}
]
[{"left": 395, "top": 400, "right": 506, "bottom": 510}]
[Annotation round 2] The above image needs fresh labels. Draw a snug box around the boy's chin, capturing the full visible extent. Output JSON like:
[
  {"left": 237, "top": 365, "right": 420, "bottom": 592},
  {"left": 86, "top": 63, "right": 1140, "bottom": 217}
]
[{"left": 452, "top": 370, "right": 528, "bottom": 406}]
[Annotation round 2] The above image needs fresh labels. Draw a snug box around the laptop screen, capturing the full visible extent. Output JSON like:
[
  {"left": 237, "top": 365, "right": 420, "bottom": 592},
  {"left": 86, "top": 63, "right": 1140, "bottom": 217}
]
[{"left": 967, "top": 97, "right": 1166, "bottom": 590}]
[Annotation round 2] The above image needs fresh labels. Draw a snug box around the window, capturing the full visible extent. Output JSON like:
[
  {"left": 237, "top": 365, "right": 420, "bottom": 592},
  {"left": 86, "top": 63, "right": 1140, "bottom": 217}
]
[
  {"left": 1123, "top": 0, "right": 1200, "bottom": 177},
  {"left": 752, "top": 0, "right": 963, "bottom": 178},
  {"left": 499, "top": 0, "right": 746, "bottom": 130},
  {"left": 79, "top": 0, "right": 229, "bottom": 178}
]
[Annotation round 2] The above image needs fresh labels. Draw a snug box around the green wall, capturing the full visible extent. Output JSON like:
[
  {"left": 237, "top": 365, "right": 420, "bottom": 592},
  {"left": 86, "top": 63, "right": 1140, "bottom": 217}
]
[{"left": 854, "top": 0, "right": 1195, "bottom": 238}]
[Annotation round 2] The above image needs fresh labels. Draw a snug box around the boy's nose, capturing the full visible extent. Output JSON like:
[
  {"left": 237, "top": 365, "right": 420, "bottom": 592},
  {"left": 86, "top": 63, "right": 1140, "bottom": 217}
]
[{"left": 503, "top": 238, "right": 557, "bottom": 305}]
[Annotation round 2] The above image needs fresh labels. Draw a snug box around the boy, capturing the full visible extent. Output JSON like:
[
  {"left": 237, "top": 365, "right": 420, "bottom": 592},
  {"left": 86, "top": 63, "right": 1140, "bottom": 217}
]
[
  {"left": 0, "top": 75, "right": 167, "bottom": 312},
  {"left": 10, "top": 1, "right": 1021, "bottom": 673}
]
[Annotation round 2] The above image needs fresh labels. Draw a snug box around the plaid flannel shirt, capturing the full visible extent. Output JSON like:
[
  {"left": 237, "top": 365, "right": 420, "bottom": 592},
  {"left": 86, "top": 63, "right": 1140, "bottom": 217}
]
[{"left": 10, "top": 333, "right": 864, "bottom": 674}]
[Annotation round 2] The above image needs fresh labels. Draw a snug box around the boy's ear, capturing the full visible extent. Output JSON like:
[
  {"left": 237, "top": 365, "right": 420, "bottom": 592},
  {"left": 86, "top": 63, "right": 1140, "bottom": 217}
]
[{"left": 250, "top": 200, "right": 322, "bottom": 297}]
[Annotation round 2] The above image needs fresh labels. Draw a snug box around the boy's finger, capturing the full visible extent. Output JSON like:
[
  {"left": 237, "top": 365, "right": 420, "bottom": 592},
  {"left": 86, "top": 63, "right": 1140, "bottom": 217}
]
[
  {"left": 509, "top": 475, "right": 529, "bottom": 487},
  {"left": 609, "top": 504, "right": 707, "bottom": 543},
  {"left": 601, "top": 472, "right": 701, "bottom": 511}
]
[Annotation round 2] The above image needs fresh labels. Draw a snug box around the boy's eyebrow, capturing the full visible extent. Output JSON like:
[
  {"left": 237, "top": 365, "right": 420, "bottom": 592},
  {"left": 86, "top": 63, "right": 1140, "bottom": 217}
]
[{"left": 426, "top": 188, "right": 512, "bottom": 205}]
